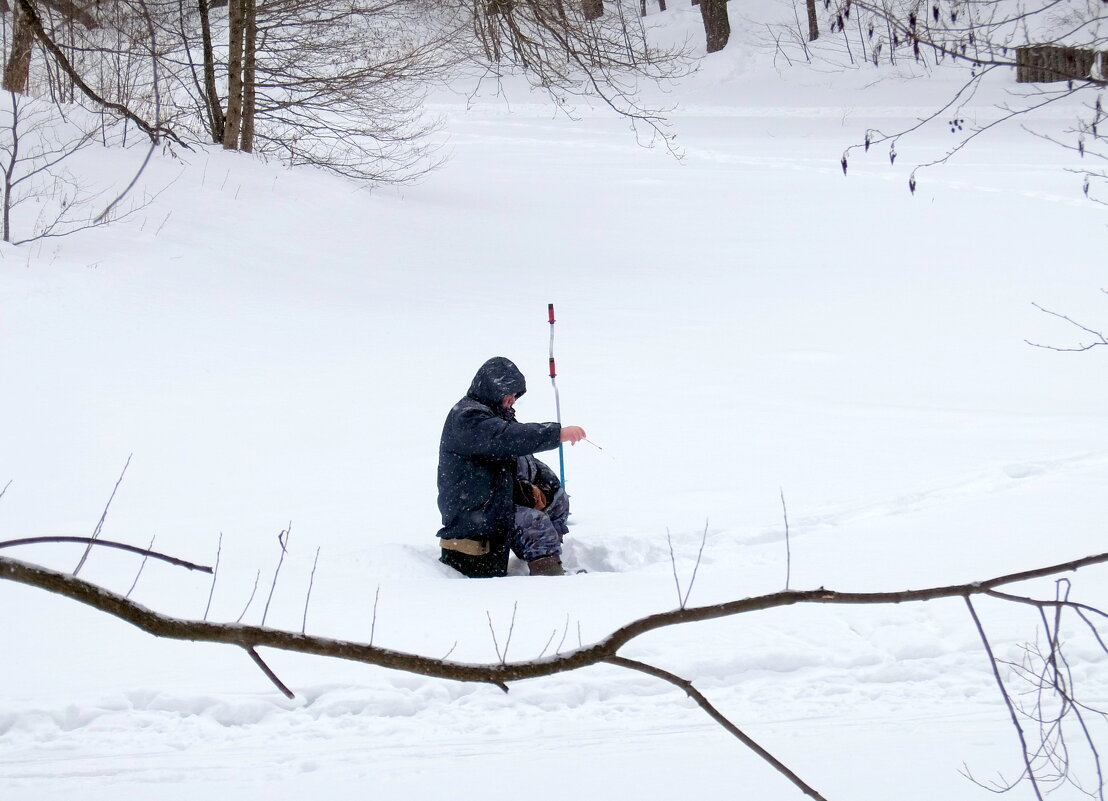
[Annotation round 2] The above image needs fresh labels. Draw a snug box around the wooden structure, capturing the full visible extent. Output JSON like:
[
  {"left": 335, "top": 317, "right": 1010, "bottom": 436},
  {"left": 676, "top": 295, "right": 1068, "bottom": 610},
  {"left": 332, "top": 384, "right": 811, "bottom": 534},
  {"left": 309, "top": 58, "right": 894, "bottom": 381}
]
[{"left": 1016, "top": 45, "right": 1099, "bottom": 83}]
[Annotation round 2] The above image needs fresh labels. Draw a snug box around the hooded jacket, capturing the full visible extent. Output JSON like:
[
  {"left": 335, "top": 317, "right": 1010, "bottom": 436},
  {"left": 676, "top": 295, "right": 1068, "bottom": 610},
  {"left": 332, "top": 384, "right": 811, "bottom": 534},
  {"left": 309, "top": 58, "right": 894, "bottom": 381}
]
[{"left": 437, "top": 357, "right": 562, "bottom": 543}]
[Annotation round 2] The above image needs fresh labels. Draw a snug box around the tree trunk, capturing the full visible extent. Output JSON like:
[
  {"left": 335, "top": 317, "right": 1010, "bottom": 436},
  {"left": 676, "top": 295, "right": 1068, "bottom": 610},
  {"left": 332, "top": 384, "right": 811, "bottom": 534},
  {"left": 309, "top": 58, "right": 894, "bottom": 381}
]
[
  {"left": 198, "top": 0, "right": 225, "bottom": 143},
  {"left": 806, "top": 0, "right": 819, "bottom": 41},
  {"left": 1, "top": 96, "right": 17, "bottom": 243},
  {"left": 240, "top": 0, "right": 256, "bottom": 152},
  {"left": 582, "top": 0, "right": 603, "bottom": 21},
  {"left": 699, "top": 0, "right": 730, "bottom": 53},
  {"left": 3, "top": 2, "right": 35, "bottom": 94},
  {"left": 222, "top": 0, "right": 245, "bottom": 150}
]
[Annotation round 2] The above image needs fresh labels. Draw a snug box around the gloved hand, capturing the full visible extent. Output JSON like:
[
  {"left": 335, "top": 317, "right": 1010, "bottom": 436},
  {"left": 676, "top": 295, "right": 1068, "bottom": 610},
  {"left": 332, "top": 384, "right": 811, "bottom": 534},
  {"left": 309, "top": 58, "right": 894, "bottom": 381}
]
[{"left": 532, "top": 485, "right": 548, "bottom": 511}]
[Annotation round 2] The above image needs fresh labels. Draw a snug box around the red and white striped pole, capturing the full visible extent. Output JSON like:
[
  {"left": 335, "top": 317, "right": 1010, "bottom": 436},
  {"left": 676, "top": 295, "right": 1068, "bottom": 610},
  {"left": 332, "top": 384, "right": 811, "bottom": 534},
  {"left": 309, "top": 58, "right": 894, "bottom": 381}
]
[{"left": 548, "top": 303, "right": 566, "bottom": 487}]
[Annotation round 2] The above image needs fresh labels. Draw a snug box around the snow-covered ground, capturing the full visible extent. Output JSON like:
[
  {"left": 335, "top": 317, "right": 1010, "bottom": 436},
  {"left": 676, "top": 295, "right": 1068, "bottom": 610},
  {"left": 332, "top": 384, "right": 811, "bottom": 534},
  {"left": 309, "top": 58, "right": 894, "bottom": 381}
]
[{"left": 2, "top": 5, "right": 1107, "bottom": 800}]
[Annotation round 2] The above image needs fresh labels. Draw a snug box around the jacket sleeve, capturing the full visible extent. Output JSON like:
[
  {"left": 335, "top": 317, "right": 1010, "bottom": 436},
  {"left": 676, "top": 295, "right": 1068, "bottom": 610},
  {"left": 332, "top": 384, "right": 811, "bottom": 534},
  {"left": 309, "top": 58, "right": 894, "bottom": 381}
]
[{"left": 446, "top": 405, "right": 561, "bottom": 459}]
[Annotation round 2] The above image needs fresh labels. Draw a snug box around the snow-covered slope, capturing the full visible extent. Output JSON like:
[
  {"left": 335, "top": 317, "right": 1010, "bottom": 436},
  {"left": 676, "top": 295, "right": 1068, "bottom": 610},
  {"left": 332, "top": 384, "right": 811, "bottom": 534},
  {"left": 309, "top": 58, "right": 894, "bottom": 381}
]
[{"left": 2, "top": 5, "right": 1106, "bottom": 800}]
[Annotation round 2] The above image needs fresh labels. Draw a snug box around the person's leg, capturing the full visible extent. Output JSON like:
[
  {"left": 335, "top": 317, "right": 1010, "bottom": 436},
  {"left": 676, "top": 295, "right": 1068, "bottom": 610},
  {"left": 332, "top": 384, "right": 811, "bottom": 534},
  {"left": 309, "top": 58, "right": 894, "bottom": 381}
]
[
  {"left": 510, "top": 505, "right": 565, "bottom": 575},
  {"left": 544, "top": 488, "right": 570, "bottom": 540},
  {"left": 439, "top": 537, "right": 509, "bottom": 578}
]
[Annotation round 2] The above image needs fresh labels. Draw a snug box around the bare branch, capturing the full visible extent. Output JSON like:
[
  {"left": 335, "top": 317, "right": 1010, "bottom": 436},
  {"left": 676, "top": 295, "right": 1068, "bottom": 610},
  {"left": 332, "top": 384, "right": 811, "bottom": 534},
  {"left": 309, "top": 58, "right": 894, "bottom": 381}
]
[
  {"left": 681, "top": 521, "right": 710, "bottom": 608},
  {"left": 502, "top": 601, "right": 518, "bottom": 664},
  {"left": 74, "top": 453, "right": 132, "bottom": 576},
  {"left": 203, "top": 532, "right": 223, "bottom": 621},
  {"left": 1026, "top": 303, "right": 1108, "bottom": 352},
  {"left": 260, "top": 522, "right": 291, "bottom": 627},
  {"left": 125, "top": 534, "right": 156, "bottom": 598},
  {"left": 555, "top": 612, "right": 570, "bottom": 654},
  {"left": 301, "top": 546, "right": 321, "bottom": 634},
  {"left": 0, "top": 535, "right": 211, "bottom": 572},
  {"left": 607, "top": 655, "right": 830, "bottom": 801},
  {"left": 370, "top": 585, "right": 381, "bottom": 646},
  {"left": 235, "top": 569, "right": 262, "bottom": 624},
  {"left": 665, "top": 527, "right": 683, "bottom": 607},
  {"left": 93, "top": 140, "right": 157, "bottom": 225},
  {"left": 537, "top": 627, "right": 558, "bottom": 660},
  {"left": 965, "top": 595, "right": 1045, "bottom": 801},
  {"left": 245, "top": 646, "right": 294, "bottom": 699},
  {"left": 5, "top": 550, "right": 1108, "bottom": 686},
  {"left": 781, "top": 487, "right": 792, "bottom": 590},
  {"left": 12, "top": 0, "right": 182, "bottom": 144},
  {"left": 5, "top": 548, "right": 1108, "bottom": 798}
]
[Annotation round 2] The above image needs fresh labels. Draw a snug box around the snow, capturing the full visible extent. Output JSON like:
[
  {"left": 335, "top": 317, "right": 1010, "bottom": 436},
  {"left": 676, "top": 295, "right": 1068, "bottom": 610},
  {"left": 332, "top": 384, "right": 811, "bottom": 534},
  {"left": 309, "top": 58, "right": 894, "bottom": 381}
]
[{"left": 2, "top": 4, "right": 1108, "bottom": 800}]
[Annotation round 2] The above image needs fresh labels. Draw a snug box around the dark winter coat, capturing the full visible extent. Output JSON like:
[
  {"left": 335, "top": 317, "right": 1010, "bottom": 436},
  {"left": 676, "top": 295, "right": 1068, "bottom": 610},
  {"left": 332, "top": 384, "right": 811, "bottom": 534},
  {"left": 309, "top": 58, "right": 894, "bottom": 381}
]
[{"left": 437, "top": 357, "right": 561, "bottom": 544}]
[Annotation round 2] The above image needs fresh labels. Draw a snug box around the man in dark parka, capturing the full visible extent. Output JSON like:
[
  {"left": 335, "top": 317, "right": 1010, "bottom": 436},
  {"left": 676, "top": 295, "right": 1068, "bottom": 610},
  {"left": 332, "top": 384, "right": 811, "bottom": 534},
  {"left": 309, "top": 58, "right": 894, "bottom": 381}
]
[{"left": 437, "top": 356, "right": 586, "bottom": 577}]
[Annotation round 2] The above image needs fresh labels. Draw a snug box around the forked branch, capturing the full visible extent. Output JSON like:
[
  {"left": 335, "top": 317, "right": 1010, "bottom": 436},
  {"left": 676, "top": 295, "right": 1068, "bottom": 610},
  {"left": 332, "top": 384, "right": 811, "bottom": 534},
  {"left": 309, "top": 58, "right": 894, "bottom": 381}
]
[{"left": 2, "top": 548, "right": 1107, "bottom": 799}]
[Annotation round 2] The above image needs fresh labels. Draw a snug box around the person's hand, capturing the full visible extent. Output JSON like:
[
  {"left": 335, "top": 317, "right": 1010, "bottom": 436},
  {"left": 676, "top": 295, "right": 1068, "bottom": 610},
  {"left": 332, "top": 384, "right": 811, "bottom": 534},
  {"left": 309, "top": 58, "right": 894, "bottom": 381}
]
[
  {"left": 560, "top": 426, "right": 586, "bottom": 444},
  {"left": 532, "top": 485, "right": 547, "bottom": 510}
]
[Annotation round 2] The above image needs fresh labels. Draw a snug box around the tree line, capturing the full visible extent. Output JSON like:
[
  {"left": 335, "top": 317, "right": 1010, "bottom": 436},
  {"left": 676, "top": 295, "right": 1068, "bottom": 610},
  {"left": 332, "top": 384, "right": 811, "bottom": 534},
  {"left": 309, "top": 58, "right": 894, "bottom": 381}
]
[{"left": 0, "top": 0, "right": 737, "bottom": 184}]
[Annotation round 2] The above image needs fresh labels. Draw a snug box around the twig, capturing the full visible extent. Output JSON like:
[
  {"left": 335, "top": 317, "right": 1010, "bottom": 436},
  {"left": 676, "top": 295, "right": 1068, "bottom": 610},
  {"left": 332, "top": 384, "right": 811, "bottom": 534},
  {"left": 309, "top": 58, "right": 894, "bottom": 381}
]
[
  {"left": 260, "top": 523, "right": 291, "bottom": 627},
  {"left": 0, "top": 536, "right": 211, "bottom": 571},
  {"left": 484, "top": 609, "right": 512, "bottom": 692},
  {"left": 666, "top": 527, "right": 683, "bottom": 608},
  {"left": 781, "top": 487, "right": 792, "bottom": 590},
  {"left": 370, "top": 586, "right": 381, "bottom": 646},
  {"left": 0, "top": 480, "right": 11, "bottom": 502},
  {"left": 984, "top": 589, "right": 1108, "bottom": 623},
  {"left": 204, "top": 533, "right": 223, "bottom": 621},
  {"left": 555, "top": 613, "right": 571, "bottom": 654},
  {"left": 1073, "top": 608, "right": 1108, "bottom": 654},
  {"left": 487, "top": 610, "right": 504, "bottom": 663},
  {"left": 74, "top": 454, "right": 132, "bottom": 576},
  {"left": 301, "top": 546, "right": 321, "bottom": 634},
  {"left": 681, "top": 521, "right": 709, "bottom": 608},
  {"left": 1026, "top": 302, "right": 1108, "bottom": 352},
  {"left": 606, "top": 656, "right": 830, "bottom": 801},
  {"left": 965, "top": 595, "right": 1045, "bottom": 801},
  {"left": 502, "top": 602, "right": 519, "bottom": 665},
  {"left": 93, "top": 141, "right": 157, "bottom": 224},
  {"left": 125, "top": 534, "right": 156, "bottom": 599},
  {"left": 236, "top": 569, "right": 261, "bottom": 624},
  {"left": 245, "top": 646, "right": 294, "bottom": 699},
  {"left": 538, "top": 628, "right": 558, "bottom": 660}
]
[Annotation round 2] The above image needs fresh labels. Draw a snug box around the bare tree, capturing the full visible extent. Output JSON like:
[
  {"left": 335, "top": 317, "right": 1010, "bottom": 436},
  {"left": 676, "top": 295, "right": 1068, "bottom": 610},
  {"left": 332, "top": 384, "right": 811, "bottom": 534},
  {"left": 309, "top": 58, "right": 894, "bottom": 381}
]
[
  {"left": 3, "top": 0, "right": 178, "bottom": 142},
  {"left": 3, "top": 0, "right": 99, "bottom": 94},
  {"left": 2, "top": 534, "right": 1107, "bottom": 800},
  {"left": 2, "top": 0, "right": 695, "bottom": 184},
  {"left": 0, "top": 93, "right": 153, "bottom": 243},
  {"left": 461, "top": 0, "right": 692, "bottom": 147}
]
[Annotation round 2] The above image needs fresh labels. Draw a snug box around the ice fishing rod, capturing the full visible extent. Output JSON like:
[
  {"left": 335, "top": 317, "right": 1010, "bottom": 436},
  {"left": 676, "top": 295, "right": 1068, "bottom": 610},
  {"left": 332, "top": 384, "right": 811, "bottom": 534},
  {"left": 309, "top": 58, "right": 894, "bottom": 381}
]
[{"left": 548, "top": 303, "right": 566, "bottom": 488}]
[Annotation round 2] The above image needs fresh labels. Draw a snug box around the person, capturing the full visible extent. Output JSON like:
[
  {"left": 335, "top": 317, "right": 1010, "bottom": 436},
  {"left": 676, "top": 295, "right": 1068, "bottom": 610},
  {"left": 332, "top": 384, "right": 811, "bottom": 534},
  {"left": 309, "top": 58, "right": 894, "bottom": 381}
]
[{"left": 437, "top": 356, "right": 586, "bottom": 578}]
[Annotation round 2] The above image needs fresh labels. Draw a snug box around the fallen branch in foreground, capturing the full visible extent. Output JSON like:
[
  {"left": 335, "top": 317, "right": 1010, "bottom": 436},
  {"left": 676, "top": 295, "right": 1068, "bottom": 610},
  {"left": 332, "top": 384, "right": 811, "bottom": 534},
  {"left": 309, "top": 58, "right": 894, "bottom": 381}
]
[{"left": 2, "top": 549, "right": 1106, "bottom": 801}]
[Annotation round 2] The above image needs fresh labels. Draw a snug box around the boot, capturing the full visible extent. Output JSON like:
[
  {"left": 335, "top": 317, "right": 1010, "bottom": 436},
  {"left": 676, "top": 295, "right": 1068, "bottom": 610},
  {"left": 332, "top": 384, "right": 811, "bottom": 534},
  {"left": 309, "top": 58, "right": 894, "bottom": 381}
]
[{"left": 527, "top": 555, "right": 565, "bottom": 576}]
